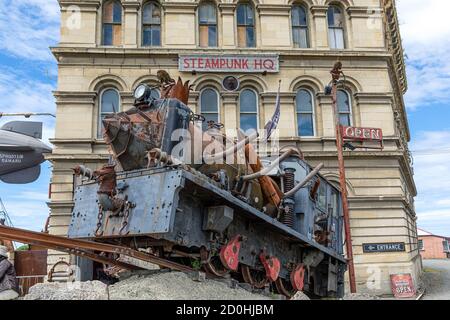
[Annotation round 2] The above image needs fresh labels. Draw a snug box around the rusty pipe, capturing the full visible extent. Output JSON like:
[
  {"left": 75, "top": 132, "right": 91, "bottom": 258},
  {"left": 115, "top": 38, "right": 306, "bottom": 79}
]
[
  {"left": 240, "top": 148, "right": 296, "bottom": 182},
  {"left": 283, "top": 163, "right": 324, "bottom": 198},
  {"left": 204, "top": 131, "right": 259, "bottom": 162}
]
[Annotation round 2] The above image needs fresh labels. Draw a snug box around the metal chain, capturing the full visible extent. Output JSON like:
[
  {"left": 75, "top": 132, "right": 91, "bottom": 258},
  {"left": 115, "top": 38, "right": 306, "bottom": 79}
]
[
  {"left": 119, "top": 202, "right": 134, "bottom": 235},
  {"left": 95, "top": 205, "right": 104, "bottom": 237}
]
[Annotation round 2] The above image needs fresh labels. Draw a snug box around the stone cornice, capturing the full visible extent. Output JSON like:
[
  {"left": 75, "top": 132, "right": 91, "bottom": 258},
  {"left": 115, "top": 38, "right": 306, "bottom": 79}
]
[
  {"left": 310, "top": 5, "right": 328, "bottom": 17},
  {"left": 163, "top": 2, "right": 197, "bottom": 13},
  {"left": 58, "top": 0, "right": 100, "bottom": 11},
  {"left": 257, "top": 4, "right": 291, "bottom": 16},
  {"left": 347, "top": 6, "right": 383, "bottom": 19}
]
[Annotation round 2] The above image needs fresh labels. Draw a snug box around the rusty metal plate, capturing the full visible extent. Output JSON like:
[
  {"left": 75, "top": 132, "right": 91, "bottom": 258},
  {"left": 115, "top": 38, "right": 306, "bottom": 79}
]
[{"left": 69, "top": 169, "right": 184, "bottom": 239}]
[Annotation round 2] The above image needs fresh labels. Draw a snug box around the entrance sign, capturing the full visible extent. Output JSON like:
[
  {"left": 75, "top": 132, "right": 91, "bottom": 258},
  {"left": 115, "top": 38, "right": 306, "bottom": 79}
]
[
  {"left": 390, "top": 274, "right": 416, "bottom": 298},
  {"left": 179, "top": 54, "right": 279, "bottom": 73},
  {"left": 363, "top": 242, "right": 406, "bottom": 253}
]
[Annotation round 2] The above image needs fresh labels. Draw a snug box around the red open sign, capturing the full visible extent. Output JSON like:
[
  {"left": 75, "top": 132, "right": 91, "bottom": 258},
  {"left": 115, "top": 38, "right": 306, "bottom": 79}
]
[
  {"left": 341, "top": 126, "right": 383, "bottom": 141},
  {"left": 390, "top": 274, "right": 416, "bottom": 298}
]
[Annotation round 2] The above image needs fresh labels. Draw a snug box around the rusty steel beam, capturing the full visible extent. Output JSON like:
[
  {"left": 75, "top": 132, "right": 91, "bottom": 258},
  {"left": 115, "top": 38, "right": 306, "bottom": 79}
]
[
  {"left": 0, "top": 225, "right": 194, "bottom": 273},
  {"left": 330, "top": 62, "right": 357, "bottom": 293}
]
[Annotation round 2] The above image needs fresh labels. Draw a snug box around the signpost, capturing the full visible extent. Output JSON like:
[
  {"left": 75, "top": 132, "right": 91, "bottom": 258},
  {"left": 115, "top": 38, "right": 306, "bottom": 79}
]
[
  {"left": 329, "top": 62, "right": 357, "bottom": 293},
  {"left": 363, "top": 243, "right": 406, "bottom": 253},
  {"left": 179, "top": 54, "right": 279, "bottom": 73}
]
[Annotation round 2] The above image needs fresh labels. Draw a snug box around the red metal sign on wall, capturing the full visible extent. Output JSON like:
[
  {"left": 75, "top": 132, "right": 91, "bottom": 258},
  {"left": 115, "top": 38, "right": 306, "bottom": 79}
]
[
  {"left": 341, "top": 126, "right": 383, "bottom": 141},
  {"left": 390, "top": 274, "right": 416, "bottom": 298},
  {"left": 179, "top": 54, "right": 279, "bottom": 73}
]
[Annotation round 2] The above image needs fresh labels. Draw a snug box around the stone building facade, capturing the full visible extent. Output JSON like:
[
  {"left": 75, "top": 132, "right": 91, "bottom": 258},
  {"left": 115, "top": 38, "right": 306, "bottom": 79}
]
[{"left": 48, "top": 0, "right": 421, "bottom": 295}]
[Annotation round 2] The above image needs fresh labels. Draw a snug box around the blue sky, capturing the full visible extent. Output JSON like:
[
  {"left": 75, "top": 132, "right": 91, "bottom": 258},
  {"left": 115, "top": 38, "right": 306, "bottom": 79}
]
[{"left": 0, "top": 0, "right": 450, "bottom": 236}]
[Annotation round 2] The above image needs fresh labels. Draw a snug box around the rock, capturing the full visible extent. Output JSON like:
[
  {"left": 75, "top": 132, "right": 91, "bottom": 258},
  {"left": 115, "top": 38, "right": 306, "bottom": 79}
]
[
  {"left": 108, "top": 271, "right": 270, "bottom": 300},
  {"left": 24, "top": 281, "right": 108, "bottom": 300},
  {"left": 292, "top": 291, "right": 310, "bottom": 300},
  {"left": 342, "top": 293, "right": 381, "bottom": 300}
]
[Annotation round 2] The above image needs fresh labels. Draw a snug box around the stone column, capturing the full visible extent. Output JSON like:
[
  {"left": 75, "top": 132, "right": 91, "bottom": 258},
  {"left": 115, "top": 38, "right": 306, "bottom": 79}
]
[
  {"left": 123, "top": 1, "right": 140, "bottom": 48},
  {"left": 310, "top": 6, "right": 328, "bottom": 49},
  {"left": 221, "top": 92, "right": 239, "bottom": 136},
  {"left": 219, "top": 4, "right": 236, "bottom": 49}
]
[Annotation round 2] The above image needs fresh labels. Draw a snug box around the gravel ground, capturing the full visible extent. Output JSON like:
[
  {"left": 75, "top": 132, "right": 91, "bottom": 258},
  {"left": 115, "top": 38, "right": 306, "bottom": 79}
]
[
  {"left": 23, "top": 270, "right": 310, "bottom": 300},
  {"left": 422, "top": 259, "right": 450, "bottom": 300}
]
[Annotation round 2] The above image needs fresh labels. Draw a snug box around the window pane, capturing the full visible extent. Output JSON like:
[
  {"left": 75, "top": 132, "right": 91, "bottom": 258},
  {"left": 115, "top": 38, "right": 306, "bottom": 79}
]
[
  {"left": 246, "top": 27, "right": 255, "bottom": 47},
  {"left": 199, "top": 3, "right": 216, "bottom": 24},
  {"left": 337, "top": 91, "right": 350, "bottom": 112},
  {"left": 292, "top": 6, "right": 300, "bottom": 27},
  {"left": 151, "top": 26, "right": 161, "bottom": 46},
  {"left": 103, "top": 25, "right": 113, "bottom": 45},
  {"left": 199, "top": 25, "right": 209, "bottom": 47},
  {"left": 104, "top": 2, "right": 114, "bottom": 23},
  {"left": 296, "top": 90, "right": 312, "bottom": 112},
  {"left": 240, "top": 114, "right": 257, "bottom": 132},
  {"left": 101, "top": 89, "right": 120, "bottom": 113},
  {"left": 293, "top": 27, "right": 308, "bottom": 48},
  {"left": 237, "top": 26, "right": 246, "bottom": 47},
  {"left": 246, "top": 5, "right": 254, "bottom": 25},
  {"left": 144, "top": 3, "right": 161, "bottom": 24},
  {"left": 328, "top": 6, "right": 342, "bottom": 27},
  {"left": 202, "top": 114, "right": 219, "bottom": 131},
  {"left": 334, "top": 28, "right": 344, "bottom": 49},
  {"left": 201, "top": 89, "right": 218, "bottom": 112},
  {"left": 237, "top": 5, "right": 246, "bottom": 25},
  {"left": 298, "top": 114, "right": 314, "bottom": 137},
  {"left": 339, "top": 114, "right": 350, "bottom": 126},
  {"left": 208, "top": 26, "right": 217, "bottom": 47},
  {"left": 240, "top": 90, "right": 257, "bottom": 112},
  {"left": 113, "top": 1, "right": 121, "bottom": 23},
  {"left": 112, "top": 24, "right": 122, "bottom": 46},
  {"left": 292, "top": 5, "right": 307, "bottom": 27}
]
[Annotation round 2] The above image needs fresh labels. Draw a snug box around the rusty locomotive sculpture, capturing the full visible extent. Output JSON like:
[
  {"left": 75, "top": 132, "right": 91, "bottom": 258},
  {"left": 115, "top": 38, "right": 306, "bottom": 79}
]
[{"left": 68, "top": 73, "right": 347, "bottom": 298}]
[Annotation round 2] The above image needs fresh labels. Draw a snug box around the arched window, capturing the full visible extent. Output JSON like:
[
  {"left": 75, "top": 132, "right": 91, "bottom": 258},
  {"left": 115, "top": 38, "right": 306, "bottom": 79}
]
[
  {"left": 200, "top": 88, "right": 219, "bottom": 131},
  {"left": 296, "top": 89, "right": 314, "bottom": 137},
  {"left": 337, "top": 90, "right": 351, "bottom": 126},
  {"left": 102, "top": 0, "right": 122, "bottom": 46},
  {"left": 237, "top": 3, "right": 255, "bottom": 48},
  {"left": 239, "top": 89, "right": 258, "bottom": 133},
  {"left": 98, "top": 88, "right": 120, "bottom": 138},
  {"left": 327, "top": 5, "right": 345, "bottom": 49},
  {"left": 142, "top": 2, "right": 161, "bottom": 46},
  {"left": 291, "top": 5, "right": 309, "bottom": 48},
  {"left": 199, "top": 2, "right": 217, "bottom": 47}
]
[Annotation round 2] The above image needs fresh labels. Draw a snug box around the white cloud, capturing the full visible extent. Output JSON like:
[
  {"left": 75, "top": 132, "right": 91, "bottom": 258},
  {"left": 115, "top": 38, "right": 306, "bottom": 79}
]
[
  {"left": 0, "top": 0, "right": 60, "bottom": 61},
  {"left": 411, "top": 130, "right": 450, "bottom": 234},
  {"left": 397, "top": 0, "right": 450, "bottom": 109}
]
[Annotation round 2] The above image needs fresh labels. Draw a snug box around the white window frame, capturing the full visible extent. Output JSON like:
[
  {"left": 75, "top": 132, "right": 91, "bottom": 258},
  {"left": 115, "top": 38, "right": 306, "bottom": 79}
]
[
  {"left": 239, "top": 87, "right": 259, "bottom": 132},
  {"left": 141, "top": 1, "right": 162, "bottom": 47},
  {"left": 327, "top": 5, "right": 345, "bottom": 50},
  {"left": 295, "top": 88, "right": 316, "bottom": 137},
  {"left": 98, "top": 88, "right": 121, "bottom": 139},
  {"left": 291, "top": 4, "right": 309, "bottom": 48},
  {"left": 200, "top": 87, "right": 221, "bottom": 126},
  {"left": 337, "top": 89, "right": 352, "bottom": 127},
  {"left": 198, "top": 1, "right": 218, "bottom": 48},
  {"left": 418, "top": 239, "right": 424, "bottom": 251}
]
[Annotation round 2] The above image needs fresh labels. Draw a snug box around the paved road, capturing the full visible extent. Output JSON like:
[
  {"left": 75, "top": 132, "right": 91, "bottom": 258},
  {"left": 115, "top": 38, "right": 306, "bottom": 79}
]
[{"left": 422, "top": 259, "right": 450, "bottom": 300}]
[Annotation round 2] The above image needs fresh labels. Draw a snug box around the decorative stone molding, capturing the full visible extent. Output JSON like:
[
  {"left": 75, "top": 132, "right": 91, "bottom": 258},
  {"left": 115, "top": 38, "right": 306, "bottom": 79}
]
[
  {"left": 54, "top": 91, "right": 97, "bottom": 105},
  {"left": 59, "top": 0, "right": 101, "bottom": 12},
  {"left": 310, "top": 5, "right": 328, "bottom": 17},
  {"left": 347, "top": 6, "right": 382, "bottom": 19},
  {"left": 164, "top": 2, "right": 197, "bottom": 14},
  {"left": 257, "top": 4, "right": 291, "bottom": 17}
]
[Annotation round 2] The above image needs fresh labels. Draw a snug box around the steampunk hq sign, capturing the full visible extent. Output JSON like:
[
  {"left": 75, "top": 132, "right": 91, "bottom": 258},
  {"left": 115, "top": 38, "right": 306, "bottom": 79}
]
[
  {"left": 179, "top": 54, "right": 279, "bottom": 73},
  {"left": 363, "top": 243, "right": 406, "bottom": 253}
]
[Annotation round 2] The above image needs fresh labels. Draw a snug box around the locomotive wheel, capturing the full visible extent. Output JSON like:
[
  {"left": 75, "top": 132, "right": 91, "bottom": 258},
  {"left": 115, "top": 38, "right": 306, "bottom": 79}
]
[
  {"left": 241, "top": 265, "right": 269, "bottom": 289},
  {"left": 275, "top": 277, "right": 298, "bottom": 299},
  {"left": 200, "top": 247, "right": 229, "bottom": 278}
]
